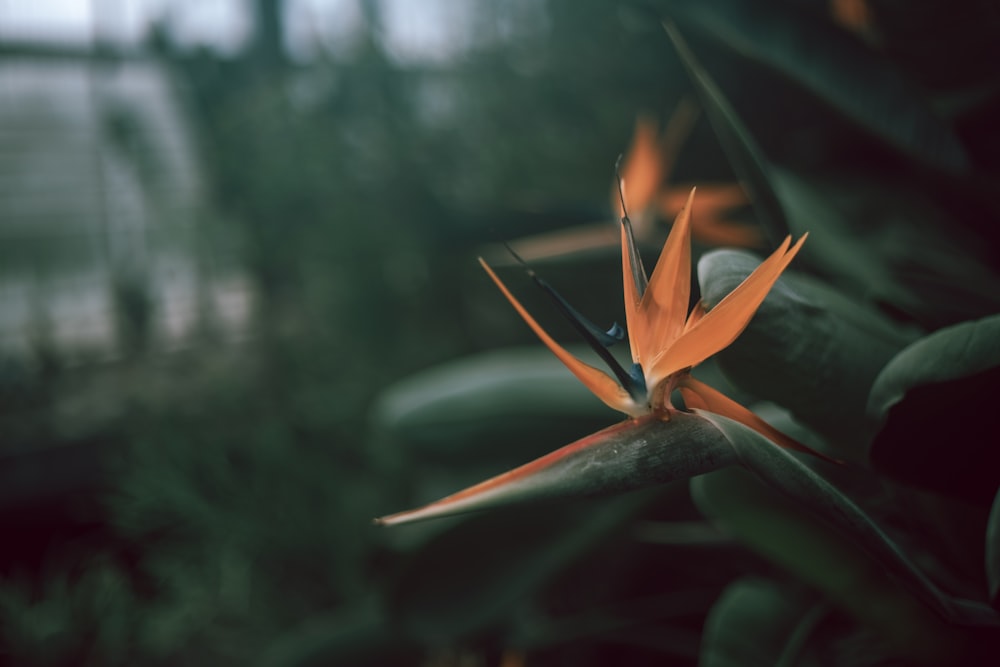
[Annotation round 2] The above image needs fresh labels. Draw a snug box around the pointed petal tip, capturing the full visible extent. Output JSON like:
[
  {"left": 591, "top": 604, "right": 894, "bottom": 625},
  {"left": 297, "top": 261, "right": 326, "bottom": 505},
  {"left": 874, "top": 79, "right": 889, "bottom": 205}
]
[
  {"left": 374, "top": 486, "right": 501, "bottom": 525},
  {"left": 373, "top": 509, "right": 432, "bottom": 527},
  {"left": 648, "top": 229, "right": 808, "bottom": 380},
  {"left": 479, "top": 255, "right": 638, "bottom": 414},
  {"left": 787, "top": 232, "right": 807, "bottom": 253}
]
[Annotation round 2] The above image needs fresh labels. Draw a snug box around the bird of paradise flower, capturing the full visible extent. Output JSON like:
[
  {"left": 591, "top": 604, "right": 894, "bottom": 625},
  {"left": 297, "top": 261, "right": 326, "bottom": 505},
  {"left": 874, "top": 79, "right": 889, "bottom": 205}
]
[
  {"left": 483, "top": 189, "right": 811, "bottom": 443},
  {"left": 494, "top": 101, "right": 760, "bottom": 267},
  {"left": 377, "top": 187, "right": 831, "bottom": 526},
  {"left": 615, "top": 107, "right": 761, "bottom": 249}
]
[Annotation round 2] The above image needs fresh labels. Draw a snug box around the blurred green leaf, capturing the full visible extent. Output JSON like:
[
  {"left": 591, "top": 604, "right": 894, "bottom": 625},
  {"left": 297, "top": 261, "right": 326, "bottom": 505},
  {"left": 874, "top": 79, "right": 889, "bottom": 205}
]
[
  {"left": 663, "top": 18, "right": 1000, "bottom": 328},
  {"left": 372, "top": 347, "right": 619, "bottom": 464},
  {"left": 692, "top": 464, "right": 983, "bottom": 663},
  {"left": 769, "top": 171, "right": 908, "bottom": 303},
  {"left": 868, "top": 313, "right": 1000, "bottom": 415},
  {"left": 384, "top": 491, "right": 652, "bottom": 643},
  {"left": 662, "top": 21, "right": 790, "bottom": 246},
  {"left": 0, "top": 560, "right": 139, "bottom": 666},
  {"left": 771, "top": 169, "right": 1000, "bottom": 328},
  {"left": 868, "top": 314, "right": 1000, "bottom": 505},
  {"left": 694, "top": 410, "right": 999, "bottom": 628},
  {"left": 698, "top": 249, "right": 915, "bottom": 455},
  {"left": 988, "top": 490, "right": 1000, "bottom": 611},
  {"left": 701, "top": 577, "right": 826, "bottom": 667},
  {"left": 258, "top": 601, "right": 418, "bottom": 667},
  {"left": 659, "top": 0, "right": 971, "bottom": 172}
]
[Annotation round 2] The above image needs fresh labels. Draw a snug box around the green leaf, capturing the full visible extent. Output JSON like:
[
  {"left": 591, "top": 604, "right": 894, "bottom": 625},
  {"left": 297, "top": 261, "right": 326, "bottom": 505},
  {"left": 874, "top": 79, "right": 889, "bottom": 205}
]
[
  {"left": 770, "top": 169, "right": 1000, "bottom": 328},
  {"left": 663, "top": 20, "right": 1000, "bottom": 327},
  {"left": 701, "top": 577, "right": 826, "bottom": 667},
  {"left": 660, "top": 0, "right": 971, "bottom": 173},
  {"left": 693, "top": 410, "right": 999, "bottom": 629},
  {"left": 372, "top": 347, "right": 619, "bottom": 463},
  {"left": 258, "top": 601, "right": 415, "bottom": 667},
  {"left": 698, "top": 249, "right": 915, "bottom": 455},
  {"left": 384, "top": 492, "right": 651, "bottom": 643},
  {"left": 868, "top": 314, "right": 1000, "bottom": 505},
  {"left": 662, "top": 21, "right": 790, "bottom": 246},
  {"left": 769, "top": 170, "right": 909, "bottom": 304},
  {"left": 988, "top": 489, "right": 1000, "bottom": 611},
  {"left": 869, "top": 313, "right": 1000, "bottom": 416}
]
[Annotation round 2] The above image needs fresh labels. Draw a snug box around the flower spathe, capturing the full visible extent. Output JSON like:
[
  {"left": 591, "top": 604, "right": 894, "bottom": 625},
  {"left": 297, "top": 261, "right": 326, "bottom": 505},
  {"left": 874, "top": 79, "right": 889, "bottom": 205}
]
[{"left": 481, "top": 188, "right": 817, "bottom": 455}]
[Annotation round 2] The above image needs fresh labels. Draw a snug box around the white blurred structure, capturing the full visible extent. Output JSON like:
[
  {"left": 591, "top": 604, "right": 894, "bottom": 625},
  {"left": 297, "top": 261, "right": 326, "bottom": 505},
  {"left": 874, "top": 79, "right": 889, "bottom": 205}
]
[{"left": 0, "top": 55, "right": 253, "bottom": 365}]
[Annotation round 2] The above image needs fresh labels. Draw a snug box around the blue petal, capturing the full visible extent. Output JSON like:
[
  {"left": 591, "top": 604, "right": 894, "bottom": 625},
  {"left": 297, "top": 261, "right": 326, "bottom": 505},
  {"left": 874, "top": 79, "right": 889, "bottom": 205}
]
[{"left": 605, "top": 322, "right": 626, "bottom": 344}]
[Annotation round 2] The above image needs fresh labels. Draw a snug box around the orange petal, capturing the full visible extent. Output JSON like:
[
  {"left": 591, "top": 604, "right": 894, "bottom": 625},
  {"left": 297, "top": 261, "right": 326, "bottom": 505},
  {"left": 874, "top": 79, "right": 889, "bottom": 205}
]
[
  {"left": 490, "top": 224, "right": 619, "bottom": 264},
  {"left": 614, "top": 115, "right": 663, "bottom": 218},
  {"left": 682, "top": 300, "right": 706, "bottom": 335},
  {"left": 614, "top": 102, "right": 699, "bottom": 224},
  {"left": 659, "top": 183, "right": 746, "bottom": 216},
  {"left": 639, "top": 188, "right": 696, "bottom": 356},
  {"left": 659, "top": 184, "right": 761, "bottom": 248},
  {"left": 500, "top": 651, "right": 526, "bottom": 667},
  {"left": 694, "top": 215, "right": 766, "bottom": 249},
  {"left": 678, "top": 376, "right": 834, "bottom": 461},
  {"left": 648, "top": 234, "right": 807, "bottom": 383},
  {"left": 480, "top": 258, "right": 639, "bottom": 416},
  {"left": 830, "top": 0, "right": 872, "bottom": 36}
]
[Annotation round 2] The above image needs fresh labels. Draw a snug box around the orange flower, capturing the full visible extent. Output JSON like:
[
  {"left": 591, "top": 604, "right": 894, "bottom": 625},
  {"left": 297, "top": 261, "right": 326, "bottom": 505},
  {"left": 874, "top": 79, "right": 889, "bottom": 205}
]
[
  {"left": 375, "top": 190, "right": 823, "bottom": 526},
  {"left": 481, "top": 188, "right": 813, "bottom": 454},
  {"left": 616, "top": 110, "right": 762, "bottom": 249},
  {"left": 497, "top": 103, "right": 759, "bottom": 267},
  {"left": 830, "top": 0, "right": 874, "bottom": 38}
]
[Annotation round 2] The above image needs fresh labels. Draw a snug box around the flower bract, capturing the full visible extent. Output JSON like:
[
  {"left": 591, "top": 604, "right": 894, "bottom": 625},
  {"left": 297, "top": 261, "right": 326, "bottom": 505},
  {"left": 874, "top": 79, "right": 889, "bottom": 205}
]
[{"left": 481, "top": 188, "right": 816, "bottom": 455}]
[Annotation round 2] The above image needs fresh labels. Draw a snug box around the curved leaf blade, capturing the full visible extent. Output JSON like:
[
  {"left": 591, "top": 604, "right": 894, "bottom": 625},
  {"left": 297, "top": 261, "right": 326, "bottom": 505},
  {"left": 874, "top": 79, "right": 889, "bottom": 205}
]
[
  {"left": 988, "top": 489, "right": 1000, "bottom": 611},
  {"left": 372, "top": 347, "right": 619, "bottom": 461},
  {"left": 662, "top": 21, "right": 790, "bottom": 246},
  {"left": 869, "top": 313, "right": 1000, "bottom": 418},
  {"left": 695, "top": 409, "right": 999, "bottom": 628},
  {"left": 661, "top": 0, "right": 971, "bottom": 173},
  {"left": 698, "top": 248, "right": 914, "bottom": 455},
  {"left": 868, "top": 314, "right": 1000, "bottom": 504},
  {"left": 701, "top": 577, "right": 827, "bottom": 667}
]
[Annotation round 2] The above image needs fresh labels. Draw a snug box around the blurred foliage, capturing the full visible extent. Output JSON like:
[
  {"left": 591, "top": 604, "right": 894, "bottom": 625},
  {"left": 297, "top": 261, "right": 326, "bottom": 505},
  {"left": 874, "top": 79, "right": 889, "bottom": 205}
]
[{"left": 4, "top": 0, "right": 1000, "bottom": 666}]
